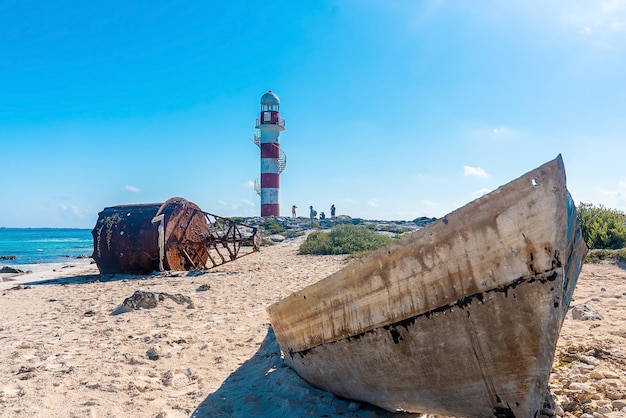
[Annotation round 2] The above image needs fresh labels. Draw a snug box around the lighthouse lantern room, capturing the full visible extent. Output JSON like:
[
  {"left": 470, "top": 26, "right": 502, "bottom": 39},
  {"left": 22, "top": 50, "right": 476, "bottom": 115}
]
[{"left": 254, "top": 90, "right": 286, "bottom": 217}]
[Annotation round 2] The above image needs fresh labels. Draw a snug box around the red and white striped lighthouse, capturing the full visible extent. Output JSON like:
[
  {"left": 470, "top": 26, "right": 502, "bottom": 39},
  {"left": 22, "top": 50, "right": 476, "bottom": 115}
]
[{"left": 254, "top": 90, "right": 286, "bottom": 217}]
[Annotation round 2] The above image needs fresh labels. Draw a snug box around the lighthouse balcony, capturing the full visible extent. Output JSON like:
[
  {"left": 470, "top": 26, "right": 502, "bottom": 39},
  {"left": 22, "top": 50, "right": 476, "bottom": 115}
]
[{"left": 255, "top": 118, "right": 285, "bottom": 129}]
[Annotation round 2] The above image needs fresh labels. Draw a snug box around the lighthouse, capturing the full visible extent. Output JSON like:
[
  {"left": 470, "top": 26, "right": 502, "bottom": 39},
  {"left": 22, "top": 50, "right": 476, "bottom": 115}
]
[{"left": 254, "top": 90, "right": 286, "bottom": 217}]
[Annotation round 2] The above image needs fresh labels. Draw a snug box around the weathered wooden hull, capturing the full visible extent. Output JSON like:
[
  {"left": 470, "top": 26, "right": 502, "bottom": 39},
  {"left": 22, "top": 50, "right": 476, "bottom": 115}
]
[{"left": 266, "top": 155, "right": 587, "bottom": 417}]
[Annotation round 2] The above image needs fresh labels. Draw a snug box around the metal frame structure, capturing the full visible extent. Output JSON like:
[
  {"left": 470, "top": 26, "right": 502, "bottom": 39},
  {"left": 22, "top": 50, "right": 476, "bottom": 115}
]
[{"left": 172, "top": 211, "right": 261, "bottom": 270}]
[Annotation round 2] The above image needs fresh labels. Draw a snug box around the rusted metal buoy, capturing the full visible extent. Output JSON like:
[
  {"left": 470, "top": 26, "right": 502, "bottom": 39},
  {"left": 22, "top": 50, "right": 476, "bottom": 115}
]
[{"left": 91, "top": 197, "right": 260, "bottom": 274}]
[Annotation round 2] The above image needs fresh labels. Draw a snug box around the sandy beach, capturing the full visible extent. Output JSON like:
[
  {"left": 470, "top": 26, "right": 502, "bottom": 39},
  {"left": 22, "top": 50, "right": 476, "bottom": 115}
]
[{"left": 1, "top": 235, "right": 625, "bottom": 417}]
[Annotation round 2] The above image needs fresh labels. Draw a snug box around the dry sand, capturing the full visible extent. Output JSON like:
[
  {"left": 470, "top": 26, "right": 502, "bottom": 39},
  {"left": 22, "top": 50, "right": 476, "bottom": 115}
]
[{"left": 0, "top": 235, "right": 625, "bottom": 417}]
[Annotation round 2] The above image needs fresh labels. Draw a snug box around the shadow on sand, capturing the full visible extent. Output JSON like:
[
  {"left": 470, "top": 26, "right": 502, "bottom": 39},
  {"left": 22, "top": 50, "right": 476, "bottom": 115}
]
[
  {"left": 24, "top": 274, "right": 136, "bottom": 286},
  {"left": 191, "top": 327, "right": 417, "bottom": 418},
  {"left": 22, "top": 269, "right": 209, "bottom": 286}
]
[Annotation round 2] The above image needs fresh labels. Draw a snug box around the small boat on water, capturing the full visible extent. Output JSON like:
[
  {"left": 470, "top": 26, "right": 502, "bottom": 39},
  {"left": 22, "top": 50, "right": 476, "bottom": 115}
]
[{"left": 266, "top": 155, "right": 588, "bottom": 417}]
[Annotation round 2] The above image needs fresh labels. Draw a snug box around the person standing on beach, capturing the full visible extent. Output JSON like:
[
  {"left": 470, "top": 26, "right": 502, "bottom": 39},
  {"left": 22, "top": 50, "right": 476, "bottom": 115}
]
[
  {"left": 309, "top": 206, "right": 316, "bottom": 220},
  {"left": 292, "top": 205, "right": 297, "bottom": 218},
  {"left": 330, "top": 204, "right": 336, "bottom": 220}
]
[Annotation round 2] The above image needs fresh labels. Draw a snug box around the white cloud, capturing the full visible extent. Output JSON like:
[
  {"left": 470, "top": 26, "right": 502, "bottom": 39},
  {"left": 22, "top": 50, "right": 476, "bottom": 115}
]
[
  {"left": 599, "top": 178, "right": 626, "bottom": 211},
  {"left": 492, "top": 127, "right": 515, "bottom": 136},
  {"left": 556, "top": 0, "right": 626, "bottom": 47},
  {"left": 242, "top": 199, "right": 255, "bottom": 207},
  {"left": 419, "top": 199, "right": 441, "bottom": 214},
  {"left": 245, "top": 180, "right": 255, "bottom": 189},
  {"left": 59, "top": 203, "right": 82, "bottom": 215},
  {"left": 58, "top": 203, "right": 93, "bottom": 221},
  {"left": 217, "top": 200, "right": 227, "bottom": 206},
  {"left": 125, "top": 185, "right": 140, "bottom": 193},
  {"left": 367, "top": 198, "right": 380, "bottom": 208},
  {"left": 463, "top": 166, "right": 489, "bottom": 178}
]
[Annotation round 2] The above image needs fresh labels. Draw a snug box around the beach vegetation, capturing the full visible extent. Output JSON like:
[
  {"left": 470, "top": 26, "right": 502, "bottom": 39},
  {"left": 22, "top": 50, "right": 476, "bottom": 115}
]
[
  {"left": 377, "top": 224, "right": 414, "bottom": 235},
  {"left": 585, "top": 248, "right": 626, "bottom": 264},
  {"left": 256, "top": 218, "right": 304, "bottom": 244},
  {"left": 261, "top": 218, "right": 287, "bottom": 236},
  {"left": 299, "top": 224, "right": 394, "bottom": 255},
  {"left": 577, "top": 202, "right": 626, "bottom": 250}
]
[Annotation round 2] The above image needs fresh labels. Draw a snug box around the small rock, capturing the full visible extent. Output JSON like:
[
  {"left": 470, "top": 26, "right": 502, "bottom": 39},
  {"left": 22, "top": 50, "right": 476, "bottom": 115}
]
[
  {"left": 571, "top": 305, "right": 604, "bottom": 321},
  {"left": 112, "top": 290, "right": 193, "bottom": 314},
  {"left": 570, "top": 382, "right": 596, "bottom": 392},
  {"left": 606, "top": 389, "right": 626, "bottom": 400},
  {"left": 554, "top": 395, "right": 574, "bottom": 411},
  {"left": 8, "top": 285, "right": 31, "bottom": 291},
  {"left": 196, "top": 283, "right": 211, "bottom": 292},
  {"left": 571, "top": 373, "right": 591, "bottom": 382},
  {"left": 553, "top": 404, "right": 565, "bottom": 416},
  {"left": 613, "top": 400, "right": 626, "bottom": 410},
  {"left": 146, "top": 346, "right": 161, "bottom": 361},
  {"left": 267, "top": 234, "right": 286, "bottom": 242},
  {"left": 1, "top": 383, "right": 24, "bottom": 398},
  {"left": 579, "top": 355, "right": 601, "bottom": 366},
  {"left": 590, "top": 371, "right": 605, "bottom": 379},
  {"left": 0, "top": 266, "right": 23, "bottom": 274},
  {"left": 573, "top": 361, "right": 596, "bottom": 370}
]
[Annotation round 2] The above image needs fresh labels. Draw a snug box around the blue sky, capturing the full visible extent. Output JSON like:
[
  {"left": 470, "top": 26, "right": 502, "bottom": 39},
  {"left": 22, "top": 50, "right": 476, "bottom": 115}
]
[{"left": 1, "top": 0, "right": 625, "bottom": 228}]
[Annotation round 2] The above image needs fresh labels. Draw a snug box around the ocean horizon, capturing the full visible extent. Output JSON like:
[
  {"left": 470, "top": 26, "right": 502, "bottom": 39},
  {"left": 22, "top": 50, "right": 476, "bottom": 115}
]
[{"left": 0, "top": 227, "right": 93, "bottom": 265}]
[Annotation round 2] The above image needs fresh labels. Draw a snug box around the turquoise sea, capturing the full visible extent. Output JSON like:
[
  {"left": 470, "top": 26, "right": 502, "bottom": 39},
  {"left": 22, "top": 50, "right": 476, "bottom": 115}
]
[{"left": 0, "top": 228, "right": 93, "bottom": 265}]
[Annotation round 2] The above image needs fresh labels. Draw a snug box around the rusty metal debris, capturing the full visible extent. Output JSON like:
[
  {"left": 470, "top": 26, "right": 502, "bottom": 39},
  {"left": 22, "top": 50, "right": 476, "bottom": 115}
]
[{"left": 91, "top": 197, "right": 260, "bottom": 274}]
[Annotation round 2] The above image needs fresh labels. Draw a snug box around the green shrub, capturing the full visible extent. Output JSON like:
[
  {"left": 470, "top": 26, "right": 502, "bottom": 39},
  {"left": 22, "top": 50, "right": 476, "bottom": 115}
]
[
  {"left": 260, "top": 218, "right": 286, "bottom": 236},
  {"left": 577, "top": 202, "right": 626, "bottom": 250},
  {"left": 261, "top": 238, "right": 276, "bottom": 246},
  {"left": 298, "top": 231, "right": 331, "bottom": 254},
  {"left": 585, "top": 248, "right": 626, "bottom": 264},
  {"left": 377, "top": 225, "right": 413, "bottom": 235},
  {"left": 299, "top": 224, "right": 394, "bottom": 255}
]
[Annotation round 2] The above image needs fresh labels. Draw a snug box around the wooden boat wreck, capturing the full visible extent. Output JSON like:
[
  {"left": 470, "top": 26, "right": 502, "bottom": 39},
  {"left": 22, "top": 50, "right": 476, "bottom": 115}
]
[{"left": 266, "top": 155, "right": 588, "bottom": 417}]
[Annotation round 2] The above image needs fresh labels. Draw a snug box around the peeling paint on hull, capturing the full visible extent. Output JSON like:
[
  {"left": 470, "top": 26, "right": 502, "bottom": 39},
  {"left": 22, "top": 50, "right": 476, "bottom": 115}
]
[{"left": 286, "top": 272, "right": 559, "bottom": 416}]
